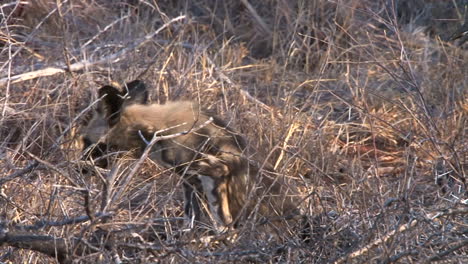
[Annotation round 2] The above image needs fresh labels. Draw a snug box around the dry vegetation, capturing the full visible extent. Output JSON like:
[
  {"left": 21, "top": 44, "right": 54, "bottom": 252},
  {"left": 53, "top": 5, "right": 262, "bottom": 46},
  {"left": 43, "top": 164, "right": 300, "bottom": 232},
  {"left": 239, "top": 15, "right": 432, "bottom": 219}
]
[{"left": 0, "top": 0, "right": 467, "bottom": 263}]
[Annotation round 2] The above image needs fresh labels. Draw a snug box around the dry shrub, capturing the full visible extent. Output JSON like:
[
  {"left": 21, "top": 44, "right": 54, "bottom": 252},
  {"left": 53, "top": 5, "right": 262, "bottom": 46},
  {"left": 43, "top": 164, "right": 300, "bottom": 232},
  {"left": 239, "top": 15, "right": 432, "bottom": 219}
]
[{"left": 0, "top": 0, "right": 466, "bottom": 263}]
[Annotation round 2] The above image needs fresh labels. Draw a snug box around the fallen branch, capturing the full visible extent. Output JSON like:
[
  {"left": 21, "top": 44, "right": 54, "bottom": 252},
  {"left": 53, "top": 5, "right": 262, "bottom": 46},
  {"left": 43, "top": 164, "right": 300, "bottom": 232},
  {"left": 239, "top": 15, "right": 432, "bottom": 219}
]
[
  {"left": 333, "top": 219, "right": 418, "bottom": 264},
  {"left": 426, "top": 239, "right": 468, "bottom": 262},
  {"left": 333, "top": 206, "right": 468, "bottom": 264},
  {"left": 0, "top": 161, "right": 39, "bottom": 186},
  {"left": 0, "top": 230, "right": 85, "bottom": 264},
  {"left": 16, "top": 212, "right": 112, "bottom": 231},
  {"left": 0, "top": 211, "right": 115, "bottom": 263},
  {"left": 0, "top": 15, "right": 185, "bottom": 87}
]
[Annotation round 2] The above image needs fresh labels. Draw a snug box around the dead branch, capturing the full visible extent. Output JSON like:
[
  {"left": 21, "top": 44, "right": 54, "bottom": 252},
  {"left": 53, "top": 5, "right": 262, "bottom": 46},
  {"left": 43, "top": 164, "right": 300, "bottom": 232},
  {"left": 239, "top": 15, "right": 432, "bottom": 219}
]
[
  {"left": 0, "top": 229, "right": 81, "bottom": 264},
  {"left": 0, "top": 15, "right": 185, "bottom": 87},
  {"left": 0, "top": 211, "right": 113, "bottom": 263},
  {"left": 0, "top": 161, "right": 39, "bottom": 186},
  {"left": 426, "top": 239, "right": 468, "bottom": 261},
  {"left": 333, "top": 219, "right": 419, "bottom": 264},
  {"left": 334, "top": 206, "right": 468, "bottom": 264},
  {"left": 117, "top": 241, "right": 274, "bottom": 260},
  {"left": 16, "top": 212, "right": 112, "bottom": 231}
]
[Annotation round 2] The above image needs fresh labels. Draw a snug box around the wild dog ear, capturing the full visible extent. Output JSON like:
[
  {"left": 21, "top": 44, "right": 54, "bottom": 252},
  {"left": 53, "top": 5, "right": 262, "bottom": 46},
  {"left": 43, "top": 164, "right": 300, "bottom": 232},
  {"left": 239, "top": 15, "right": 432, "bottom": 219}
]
[
  {"left": 97, "top": 85, "right": 124, "bottom": 126},
  {"left": 122, "top": 80, "right": 148, "bottom": 105}
]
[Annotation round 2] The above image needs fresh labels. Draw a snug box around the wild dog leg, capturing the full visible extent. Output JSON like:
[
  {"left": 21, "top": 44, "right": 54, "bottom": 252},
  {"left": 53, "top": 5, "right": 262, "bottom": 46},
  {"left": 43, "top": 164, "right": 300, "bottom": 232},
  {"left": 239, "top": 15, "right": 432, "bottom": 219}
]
[
  {"left": 193, "top": 154, "right": 233, "bottom": 230},
  {"left": 182, "top": 179, "right": 202, "bottom": 228},
  {"left": 198, "top": 175, "right": 232, "bottom": 230},
  {"left": 177, "top": 163, "right": 205, "bottom": 227}
]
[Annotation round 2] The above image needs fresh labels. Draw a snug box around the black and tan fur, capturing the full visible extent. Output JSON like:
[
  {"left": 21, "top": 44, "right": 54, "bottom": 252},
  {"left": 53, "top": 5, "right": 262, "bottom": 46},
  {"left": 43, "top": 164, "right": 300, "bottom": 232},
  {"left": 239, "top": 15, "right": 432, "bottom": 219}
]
[{"left": 82, "top": 80, "right": 301, "bottom": 231}]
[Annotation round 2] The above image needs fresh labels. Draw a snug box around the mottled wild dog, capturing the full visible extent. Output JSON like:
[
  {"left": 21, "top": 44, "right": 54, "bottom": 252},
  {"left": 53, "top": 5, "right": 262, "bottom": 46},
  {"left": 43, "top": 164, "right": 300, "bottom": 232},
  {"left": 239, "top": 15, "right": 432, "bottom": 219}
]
[{"left": 82, "top": 80, "right": 302, "bottom": 232}]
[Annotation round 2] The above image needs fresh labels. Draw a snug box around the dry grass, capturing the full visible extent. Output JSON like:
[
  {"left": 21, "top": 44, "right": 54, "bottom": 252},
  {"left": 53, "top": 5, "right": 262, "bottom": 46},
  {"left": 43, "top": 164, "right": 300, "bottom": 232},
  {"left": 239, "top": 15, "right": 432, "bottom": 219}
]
[{"left": 0, "top": 0, "right": 467, "bottom": 263}]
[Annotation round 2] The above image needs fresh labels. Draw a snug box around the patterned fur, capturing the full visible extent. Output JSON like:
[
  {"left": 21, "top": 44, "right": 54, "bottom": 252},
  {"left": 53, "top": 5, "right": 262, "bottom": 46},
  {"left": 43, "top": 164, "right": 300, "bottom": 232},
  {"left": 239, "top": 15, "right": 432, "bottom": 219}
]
[{"left": 81, "top": 80, "right": 301, "bottom": 231}]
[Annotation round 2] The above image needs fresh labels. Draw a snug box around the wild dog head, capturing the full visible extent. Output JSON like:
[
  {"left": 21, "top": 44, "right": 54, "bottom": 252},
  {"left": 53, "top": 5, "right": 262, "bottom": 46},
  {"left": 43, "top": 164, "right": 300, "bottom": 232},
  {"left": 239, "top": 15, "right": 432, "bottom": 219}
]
[{"left": 81, "top": 80, "right": 148, "bottom": 167}]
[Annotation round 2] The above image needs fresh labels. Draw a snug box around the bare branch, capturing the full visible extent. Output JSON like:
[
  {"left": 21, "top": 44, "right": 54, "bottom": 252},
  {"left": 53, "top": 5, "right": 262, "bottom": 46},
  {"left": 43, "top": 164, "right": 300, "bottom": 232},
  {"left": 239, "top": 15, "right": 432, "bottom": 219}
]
[
  {"left": 334, "top": 219, "right": 419, "bottom": 264},
  {"left": 0, "top": 230, "right": 80, "bottom": 264},
  {"left": 0, "top": 161, "right": 39, "bottom": 186},
  {"left": 15, "top": 213, "right": 112, "bottom": 231},
  {"left": 426, "top": 239, "right": 468, "bottom": 262}
]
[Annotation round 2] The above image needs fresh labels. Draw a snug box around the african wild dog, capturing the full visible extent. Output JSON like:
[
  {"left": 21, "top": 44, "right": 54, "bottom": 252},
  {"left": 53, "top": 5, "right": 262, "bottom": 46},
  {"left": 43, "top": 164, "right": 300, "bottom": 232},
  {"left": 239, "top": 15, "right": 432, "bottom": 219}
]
[{"left": 81, "top": 80, "right": 303, "bottom": 232}]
